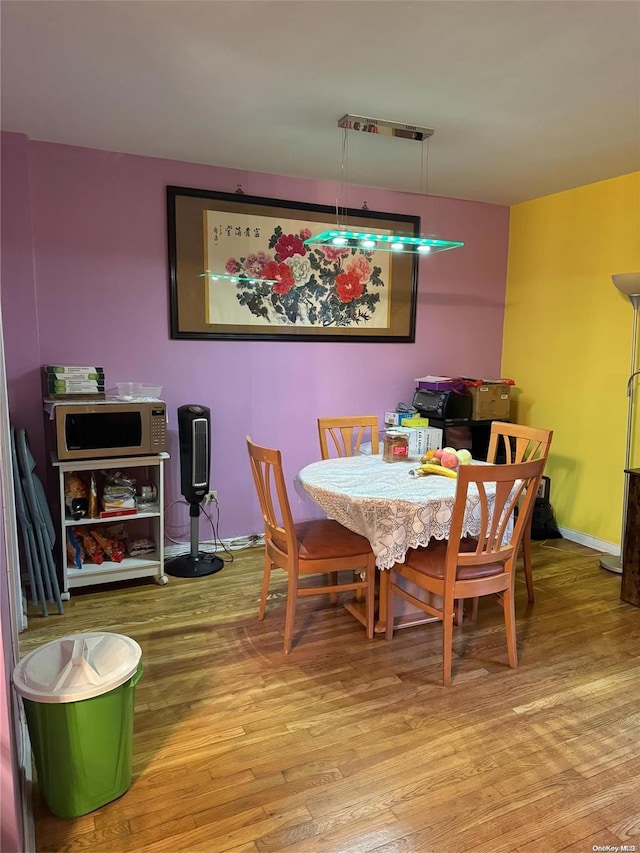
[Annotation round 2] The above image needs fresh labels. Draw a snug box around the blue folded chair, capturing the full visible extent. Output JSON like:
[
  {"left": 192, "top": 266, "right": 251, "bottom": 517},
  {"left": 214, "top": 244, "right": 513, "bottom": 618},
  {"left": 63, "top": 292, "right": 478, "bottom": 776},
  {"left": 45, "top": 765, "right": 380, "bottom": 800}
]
[{"left": 14, "top": 428, "right": 63, "bottom": 615}]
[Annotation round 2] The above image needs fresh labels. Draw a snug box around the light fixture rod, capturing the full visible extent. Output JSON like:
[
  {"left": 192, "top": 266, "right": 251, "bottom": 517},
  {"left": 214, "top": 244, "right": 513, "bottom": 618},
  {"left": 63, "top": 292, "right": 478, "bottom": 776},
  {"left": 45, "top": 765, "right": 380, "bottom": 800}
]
[
  {"left": 620, "top": 299, "right": 639, "bottom": 560},
  {"left": 338, "top": 115, "right": 434, "bottom": 142},
  {"left": 601, "top": 292, "right": 640, "bottom": 574}
]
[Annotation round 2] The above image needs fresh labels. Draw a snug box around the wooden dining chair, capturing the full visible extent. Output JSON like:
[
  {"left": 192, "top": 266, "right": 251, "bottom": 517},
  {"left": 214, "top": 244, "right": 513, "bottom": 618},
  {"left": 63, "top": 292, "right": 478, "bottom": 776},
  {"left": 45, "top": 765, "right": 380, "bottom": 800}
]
[
  {"left": 317, "top": 415, "right": 380, "bottom": 459},
  {"left": 246, "top": 436, "right": 376, "bottom": 653},
  {"left": 385, "top": 458, "right": 545, "bottom": 686},
  {"left": 486, "top": 421, "right": 553, "bottom": 602}
]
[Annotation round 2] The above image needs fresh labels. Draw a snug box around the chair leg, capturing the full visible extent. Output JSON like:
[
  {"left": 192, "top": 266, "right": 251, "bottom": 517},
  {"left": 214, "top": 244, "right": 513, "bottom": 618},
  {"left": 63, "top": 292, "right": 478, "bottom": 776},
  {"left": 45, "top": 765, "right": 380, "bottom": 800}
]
[
  {"left": 379, "top": 570, "right": 390, "bottom": 634},
  {"left": 365, "top": 562, "right": 375, "bottom": 640},
  {"left": 503, "top": 586, "right": 518, "bottom": 669},
  {"left": 469, "top": 597, "right": 479, "bottom": 622},
  {"left": 385, "top": 571, "right": 395, "bottom": 640},
  {"left": 442, "top": 611, "right": 453, "bottom": 687},
  {"left": 329, "top": 571, "right": 339, "bottom": 604},
  {"left": 258, "top": 553, "right": 272, "bottom": 620},
  {"left": 283, "top": 572, "right": 299, "bottom": 654},
  {"left": 522, "top": 528, "right": 535, "bottom": 603},
  {"left": 354, "top": 571, "right": 364, "bottom": 602}
]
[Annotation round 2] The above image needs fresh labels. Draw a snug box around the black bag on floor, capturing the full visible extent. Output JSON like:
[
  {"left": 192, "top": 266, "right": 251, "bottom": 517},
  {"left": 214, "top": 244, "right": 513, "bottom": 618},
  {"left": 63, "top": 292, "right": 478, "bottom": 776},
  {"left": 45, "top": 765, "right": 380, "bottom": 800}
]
[{"left": 531, "top": 498, "right": 562, "bottom": 540}]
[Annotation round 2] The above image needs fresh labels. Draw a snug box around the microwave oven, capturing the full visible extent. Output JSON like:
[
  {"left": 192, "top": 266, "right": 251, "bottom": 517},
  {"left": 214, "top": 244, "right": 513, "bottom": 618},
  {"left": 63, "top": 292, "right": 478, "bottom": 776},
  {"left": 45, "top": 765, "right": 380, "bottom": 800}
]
[{"left": 50, "top": 400, "right": 168, "bottom": 461}]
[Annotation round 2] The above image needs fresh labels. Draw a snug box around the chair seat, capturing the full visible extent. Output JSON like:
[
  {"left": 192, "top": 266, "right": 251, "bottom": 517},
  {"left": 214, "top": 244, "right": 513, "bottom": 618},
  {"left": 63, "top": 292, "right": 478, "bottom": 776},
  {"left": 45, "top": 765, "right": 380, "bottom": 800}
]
[
  {"left": 294, "top": 519, "right": 372, "bottom": 560},
  {"left": 404, "top": 539, "right": 504, "bottom": 581}
]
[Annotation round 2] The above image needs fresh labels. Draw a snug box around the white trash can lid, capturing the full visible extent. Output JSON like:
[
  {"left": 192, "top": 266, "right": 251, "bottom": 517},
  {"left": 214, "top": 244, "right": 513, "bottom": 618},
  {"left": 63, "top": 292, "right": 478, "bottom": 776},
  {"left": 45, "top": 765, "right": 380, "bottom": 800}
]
[{"left": 13, "top": 632, "right": 142, "bottom": 704}]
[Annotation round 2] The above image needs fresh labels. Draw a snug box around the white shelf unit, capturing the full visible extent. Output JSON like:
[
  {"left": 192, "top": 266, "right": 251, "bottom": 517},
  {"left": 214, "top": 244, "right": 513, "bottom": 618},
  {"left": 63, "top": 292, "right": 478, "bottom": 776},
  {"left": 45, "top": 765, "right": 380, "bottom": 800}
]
[{"left": 52, "top": 452, "right": 169, "bottom": 595}]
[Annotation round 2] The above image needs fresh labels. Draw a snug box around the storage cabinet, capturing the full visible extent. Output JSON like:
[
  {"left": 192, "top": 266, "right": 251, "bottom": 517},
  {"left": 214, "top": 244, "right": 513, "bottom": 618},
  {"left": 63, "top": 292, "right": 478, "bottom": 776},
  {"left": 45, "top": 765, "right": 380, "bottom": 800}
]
[
  {"left": 52, "top": 453, "right": 169, "bottom": 596},
  {"left": 425, "top": 418, "right": 508, "bottom": 462},
  {"left": 621, "top": 468, "right": 640, "bottom": 608}
]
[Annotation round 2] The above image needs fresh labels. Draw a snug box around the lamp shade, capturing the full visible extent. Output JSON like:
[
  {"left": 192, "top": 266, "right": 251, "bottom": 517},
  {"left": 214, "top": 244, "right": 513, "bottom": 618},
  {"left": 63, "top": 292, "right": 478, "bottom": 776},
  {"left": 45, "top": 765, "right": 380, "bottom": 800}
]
[{"left": 612, "top": 273, "right": 640, "bottom": 296}]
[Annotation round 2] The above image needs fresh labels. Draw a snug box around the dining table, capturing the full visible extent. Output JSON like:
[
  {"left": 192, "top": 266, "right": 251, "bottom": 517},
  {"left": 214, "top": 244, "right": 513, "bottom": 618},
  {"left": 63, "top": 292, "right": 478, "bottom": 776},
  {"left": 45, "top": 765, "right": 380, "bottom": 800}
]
[{"left": 297, "top": 453, "right": 509, "bottom": 633}]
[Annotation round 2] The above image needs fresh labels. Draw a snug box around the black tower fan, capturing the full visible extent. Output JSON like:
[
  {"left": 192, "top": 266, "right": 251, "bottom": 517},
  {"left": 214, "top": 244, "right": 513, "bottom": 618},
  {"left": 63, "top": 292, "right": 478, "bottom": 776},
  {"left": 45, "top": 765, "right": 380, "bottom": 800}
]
[{"left": 164, "top": 405, "right": 224, "bottom": 578}]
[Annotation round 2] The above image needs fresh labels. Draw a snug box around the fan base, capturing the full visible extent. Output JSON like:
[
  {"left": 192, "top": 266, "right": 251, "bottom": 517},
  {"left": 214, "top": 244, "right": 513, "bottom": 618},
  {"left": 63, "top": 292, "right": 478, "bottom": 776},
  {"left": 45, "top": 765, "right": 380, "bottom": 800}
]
[{"left": 164, "top": 552, "right": 224, "bottom": 578}]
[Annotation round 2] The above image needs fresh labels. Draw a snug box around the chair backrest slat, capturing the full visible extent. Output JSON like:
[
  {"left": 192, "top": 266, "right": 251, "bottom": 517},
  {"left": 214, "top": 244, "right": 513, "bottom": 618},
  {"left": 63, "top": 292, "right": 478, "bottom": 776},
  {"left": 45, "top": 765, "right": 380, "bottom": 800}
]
[
  {"left": 487, "top": 422, "right": 553, "bottom": 466},
  {"left": 452, "top": 459, "right": 545, "bottom": 572},
  {"left": 486, "top": 422, "right": 553, "bottom": 547},
  {"left": 247, "top": 437, "right": 296, "bottom": 559},
  {"left": 318, "top": 416, "right": 380, "bottom": 458}
]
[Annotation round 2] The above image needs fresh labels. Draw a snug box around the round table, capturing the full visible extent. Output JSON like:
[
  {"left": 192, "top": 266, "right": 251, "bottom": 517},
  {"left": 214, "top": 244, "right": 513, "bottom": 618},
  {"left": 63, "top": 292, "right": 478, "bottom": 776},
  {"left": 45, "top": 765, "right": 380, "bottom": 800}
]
[{"left": 298, "top": 454, "right": 496, "bottom": 570}]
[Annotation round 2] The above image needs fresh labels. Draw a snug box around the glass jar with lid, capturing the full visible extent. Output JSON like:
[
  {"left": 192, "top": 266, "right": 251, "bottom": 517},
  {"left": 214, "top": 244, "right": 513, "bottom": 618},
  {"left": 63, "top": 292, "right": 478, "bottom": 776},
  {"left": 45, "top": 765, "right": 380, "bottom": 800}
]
[{"left": 383, "top": 430, "right": 409, "bottom": 463}]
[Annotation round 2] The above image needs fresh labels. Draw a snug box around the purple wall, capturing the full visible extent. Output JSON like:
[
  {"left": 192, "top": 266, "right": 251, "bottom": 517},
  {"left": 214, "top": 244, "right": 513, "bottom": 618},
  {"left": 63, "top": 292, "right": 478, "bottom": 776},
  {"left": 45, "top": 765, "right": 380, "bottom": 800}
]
[
  {"left": 0, "top": 132, "right": 508, "bottom": 831},
  {"left": 1, "top": 132, "right": 509, "bottom": 542}
]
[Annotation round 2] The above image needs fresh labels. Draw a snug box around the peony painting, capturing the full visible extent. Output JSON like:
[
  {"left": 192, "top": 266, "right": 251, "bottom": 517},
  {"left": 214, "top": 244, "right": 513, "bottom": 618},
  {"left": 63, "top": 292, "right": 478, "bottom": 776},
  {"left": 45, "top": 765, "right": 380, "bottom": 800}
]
[{"left": 168, "top": 186, "right": 419, "bottom": 342}]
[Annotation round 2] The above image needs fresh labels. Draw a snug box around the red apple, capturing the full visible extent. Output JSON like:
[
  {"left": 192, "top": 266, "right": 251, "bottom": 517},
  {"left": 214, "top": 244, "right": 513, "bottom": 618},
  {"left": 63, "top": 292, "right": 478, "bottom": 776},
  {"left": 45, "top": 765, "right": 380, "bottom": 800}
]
[{"left": 441, "top": 452, "right": 459, "bottom": 469}]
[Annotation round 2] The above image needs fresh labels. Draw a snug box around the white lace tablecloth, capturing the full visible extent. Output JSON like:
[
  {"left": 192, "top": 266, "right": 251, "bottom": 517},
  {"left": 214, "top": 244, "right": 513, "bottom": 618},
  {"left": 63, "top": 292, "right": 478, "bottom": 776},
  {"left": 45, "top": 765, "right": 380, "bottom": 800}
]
[{"left": 298, "top": 455, "right": 507, "bottom": 570}]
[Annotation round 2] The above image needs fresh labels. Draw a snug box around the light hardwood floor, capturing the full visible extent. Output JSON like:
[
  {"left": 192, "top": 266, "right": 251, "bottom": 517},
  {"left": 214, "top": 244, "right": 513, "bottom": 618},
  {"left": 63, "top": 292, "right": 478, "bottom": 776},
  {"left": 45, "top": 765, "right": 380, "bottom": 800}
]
[{"left": 19, "top": 539, "right": 640, "bottom": 853}]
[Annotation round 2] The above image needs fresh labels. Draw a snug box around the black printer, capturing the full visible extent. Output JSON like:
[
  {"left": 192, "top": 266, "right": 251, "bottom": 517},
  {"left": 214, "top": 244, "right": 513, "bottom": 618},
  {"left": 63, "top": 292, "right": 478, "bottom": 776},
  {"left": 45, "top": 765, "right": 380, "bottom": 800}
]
[
  {"left": 412, "top": 387, "right": 500, "bottom": 459},
  {"left": 412, "top": 387, "right": 472, "bottom": 421}
]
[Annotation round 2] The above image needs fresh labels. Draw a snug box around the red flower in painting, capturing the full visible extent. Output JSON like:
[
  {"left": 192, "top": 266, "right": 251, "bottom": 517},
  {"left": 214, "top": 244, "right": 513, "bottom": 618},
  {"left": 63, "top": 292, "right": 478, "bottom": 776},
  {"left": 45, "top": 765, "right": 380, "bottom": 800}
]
[
  {"left": 262, "top": 260, "right": 296, "bottom": 295},
  {"left": 275, "top": 233, "right": 306, "bottom": 260},
  {"left": 348, "top": 256, "right": 372, "bottom": 283},
  {"left": 228, "top": 224, "right": 384, "bottom": 327},
  {"left": 335, "top": 269, "right": 364, "bottom": 303},
  {"left": 321, "top": 245, "right": 350, "bottom": 262}
]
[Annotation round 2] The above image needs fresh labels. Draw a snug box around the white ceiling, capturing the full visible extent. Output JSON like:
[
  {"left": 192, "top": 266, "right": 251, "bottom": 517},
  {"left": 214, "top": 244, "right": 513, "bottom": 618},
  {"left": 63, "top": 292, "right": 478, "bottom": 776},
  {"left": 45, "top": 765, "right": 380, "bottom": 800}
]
[{"left": 1, "top": 0, "right": 639, "bottom": 205}]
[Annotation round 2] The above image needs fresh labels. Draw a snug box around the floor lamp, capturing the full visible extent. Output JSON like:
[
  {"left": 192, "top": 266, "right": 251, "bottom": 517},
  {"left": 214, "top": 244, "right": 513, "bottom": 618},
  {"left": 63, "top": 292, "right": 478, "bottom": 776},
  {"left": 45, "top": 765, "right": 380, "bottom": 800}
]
[{"left": 600, "top": 272, "right": 640, "bottom": 574}]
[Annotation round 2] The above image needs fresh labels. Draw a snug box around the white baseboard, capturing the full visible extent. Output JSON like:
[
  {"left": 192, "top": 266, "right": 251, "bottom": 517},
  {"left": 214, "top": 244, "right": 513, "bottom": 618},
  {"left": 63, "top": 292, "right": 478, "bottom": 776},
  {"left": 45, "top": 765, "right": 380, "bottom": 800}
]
[
  {"left": 165, "top": 529, "right": 615, "bottom": 559},
  {"left": 557, "top": 526, "right": 617, "bottom": 554}
]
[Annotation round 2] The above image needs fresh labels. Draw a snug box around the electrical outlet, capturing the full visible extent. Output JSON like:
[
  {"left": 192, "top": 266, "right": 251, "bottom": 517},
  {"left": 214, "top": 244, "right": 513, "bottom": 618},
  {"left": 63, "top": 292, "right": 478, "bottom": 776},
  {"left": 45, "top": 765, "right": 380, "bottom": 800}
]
[{"left": 204, "top": 490, "right": 217, "bottom": 503}]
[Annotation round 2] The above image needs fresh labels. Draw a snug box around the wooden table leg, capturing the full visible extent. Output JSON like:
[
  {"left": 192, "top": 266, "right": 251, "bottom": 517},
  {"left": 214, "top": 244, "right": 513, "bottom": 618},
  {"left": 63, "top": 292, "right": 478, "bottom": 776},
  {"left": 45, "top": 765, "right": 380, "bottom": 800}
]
[{"left": 344, "top": 568, "right": 441, "bottom": 634}]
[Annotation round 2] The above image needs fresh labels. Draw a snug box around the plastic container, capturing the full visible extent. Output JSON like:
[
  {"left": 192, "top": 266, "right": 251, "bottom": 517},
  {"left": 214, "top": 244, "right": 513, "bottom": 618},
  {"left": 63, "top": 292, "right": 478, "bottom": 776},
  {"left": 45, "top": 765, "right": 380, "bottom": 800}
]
[
  {"left": 116, "top": 381, "right": 142, "bottom": 400},
  {"left": 137, "top": 385, "right": 163, "bottom": 399},
  {"left": 13, "top": 632, "right": 142, "bottom": 818}
]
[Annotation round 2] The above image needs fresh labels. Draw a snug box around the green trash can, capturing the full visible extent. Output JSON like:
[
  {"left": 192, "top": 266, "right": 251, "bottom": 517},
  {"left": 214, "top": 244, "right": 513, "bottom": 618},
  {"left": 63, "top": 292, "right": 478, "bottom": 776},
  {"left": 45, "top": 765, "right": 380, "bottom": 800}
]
[{"left": 13, "top": 631, "right": 142, "bottom": 818}]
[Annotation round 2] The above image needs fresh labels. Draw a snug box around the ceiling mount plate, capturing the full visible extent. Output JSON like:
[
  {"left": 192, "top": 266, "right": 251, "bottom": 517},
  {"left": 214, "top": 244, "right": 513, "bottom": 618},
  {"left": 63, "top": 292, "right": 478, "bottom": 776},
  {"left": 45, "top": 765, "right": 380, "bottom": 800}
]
[{"left": 338, "top": 114, "right": 434, "bottom": 142}]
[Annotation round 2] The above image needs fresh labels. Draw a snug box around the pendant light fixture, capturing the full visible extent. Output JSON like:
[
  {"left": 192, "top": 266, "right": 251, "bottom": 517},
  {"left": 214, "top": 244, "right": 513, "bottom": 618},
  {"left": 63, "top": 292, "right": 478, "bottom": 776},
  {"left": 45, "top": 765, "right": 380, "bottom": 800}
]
[{"left": 303, "top": 114, "right": 464, "bottom": 256}]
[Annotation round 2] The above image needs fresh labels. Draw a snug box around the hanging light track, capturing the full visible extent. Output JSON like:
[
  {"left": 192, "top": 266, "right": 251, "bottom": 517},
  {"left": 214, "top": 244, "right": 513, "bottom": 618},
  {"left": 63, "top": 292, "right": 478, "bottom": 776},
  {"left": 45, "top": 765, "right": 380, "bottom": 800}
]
[
  {"left": 337, "top": 114, "right": 435, "bottom": 141},
  {"left": 304, "top": 114, "right": 464, "bottom": 256}
]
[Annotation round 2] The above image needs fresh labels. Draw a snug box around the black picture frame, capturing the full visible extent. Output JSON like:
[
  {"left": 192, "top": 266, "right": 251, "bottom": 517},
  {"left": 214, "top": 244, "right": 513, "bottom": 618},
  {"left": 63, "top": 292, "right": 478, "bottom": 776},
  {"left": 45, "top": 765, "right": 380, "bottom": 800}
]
[{"left": 167, "top": 186, "right": 419, "bottom": 342}]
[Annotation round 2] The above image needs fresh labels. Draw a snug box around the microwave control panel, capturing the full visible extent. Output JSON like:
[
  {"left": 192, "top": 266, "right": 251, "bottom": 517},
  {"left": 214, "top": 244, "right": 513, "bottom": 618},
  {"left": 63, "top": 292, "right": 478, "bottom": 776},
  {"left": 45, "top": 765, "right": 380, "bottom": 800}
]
[{"left": 151, "top": 406, "right": 167, "bottom": 449}]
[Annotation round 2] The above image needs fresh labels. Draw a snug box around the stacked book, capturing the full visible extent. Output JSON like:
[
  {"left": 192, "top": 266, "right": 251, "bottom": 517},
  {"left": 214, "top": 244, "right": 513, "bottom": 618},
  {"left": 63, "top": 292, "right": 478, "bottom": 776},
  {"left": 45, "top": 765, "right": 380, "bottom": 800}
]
[{"left": 44, "top": 365, "right": 106, "bottom": 400}]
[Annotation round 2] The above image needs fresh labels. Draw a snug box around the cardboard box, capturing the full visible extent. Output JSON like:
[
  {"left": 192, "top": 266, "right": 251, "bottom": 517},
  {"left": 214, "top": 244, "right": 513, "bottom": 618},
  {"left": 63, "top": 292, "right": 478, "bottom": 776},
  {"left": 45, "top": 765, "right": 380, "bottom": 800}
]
[
  {"left": 391, "top": 426, "right": 443, "bottom": 456},
  {"left": 401, "top": 417, "right": 429, "bottom": 428},
  {"left": 468, "top": 384, "right": 512, "bottom": 420},
  {"left": 384, "top": 411, "right": 416, "bottom": 426}
]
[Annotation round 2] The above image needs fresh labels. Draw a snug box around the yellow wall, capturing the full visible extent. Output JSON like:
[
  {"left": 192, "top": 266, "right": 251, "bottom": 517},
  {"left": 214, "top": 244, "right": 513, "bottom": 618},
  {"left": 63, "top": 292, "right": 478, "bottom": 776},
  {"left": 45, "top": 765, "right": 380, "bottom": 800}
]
[{"left": 503, "top": 172, "right": 640, "bottom": 546}]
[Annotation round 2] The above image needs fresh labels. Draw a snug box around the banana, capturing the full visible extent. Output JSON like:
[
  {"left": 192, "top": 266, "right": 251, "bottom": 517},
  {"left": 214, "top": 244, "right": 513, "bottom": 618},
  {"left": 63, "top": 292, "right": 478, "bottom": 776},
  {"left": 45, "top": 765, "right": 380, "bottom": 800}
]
[{"left": 416, "top": 463, "right": 458, "bottom": 478}]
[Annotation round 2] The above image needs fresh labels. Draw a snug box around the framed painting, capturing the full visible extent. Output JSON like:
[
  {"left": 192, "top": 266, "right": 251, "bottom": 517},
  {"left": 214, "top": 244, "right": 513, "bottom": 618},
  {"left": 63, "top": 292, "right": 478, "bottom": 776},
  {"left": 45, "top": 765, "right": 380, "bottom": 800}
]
[{"left": 167, "top": 186, "right": 420, "bottom": 342}]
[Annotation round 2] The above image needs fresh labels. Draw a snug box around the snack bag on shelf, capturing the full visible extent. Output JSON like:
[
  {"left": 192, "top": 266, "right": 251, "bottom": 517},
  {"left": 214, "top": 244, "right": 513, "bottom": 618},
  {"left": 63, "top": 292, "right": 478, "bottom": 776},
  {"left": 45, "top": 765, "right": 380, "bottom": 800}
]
[
  {"left": 64, "top": 472, "right": 89, "bottom": 520},
  {"left": 91, "top": 528, "right": 126, "bottom": 562},
  {"left": 66, "top": 528, "right": 85, "bottom": 569},
  {"left": 128, "top": 537, "right": 156, "bottom": 557},
  {"left": 73, "top": 528, "right": 105, "bottom": 564},
  {"left": 102, "top": 470, "right": 137, "bottom": 511}
]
